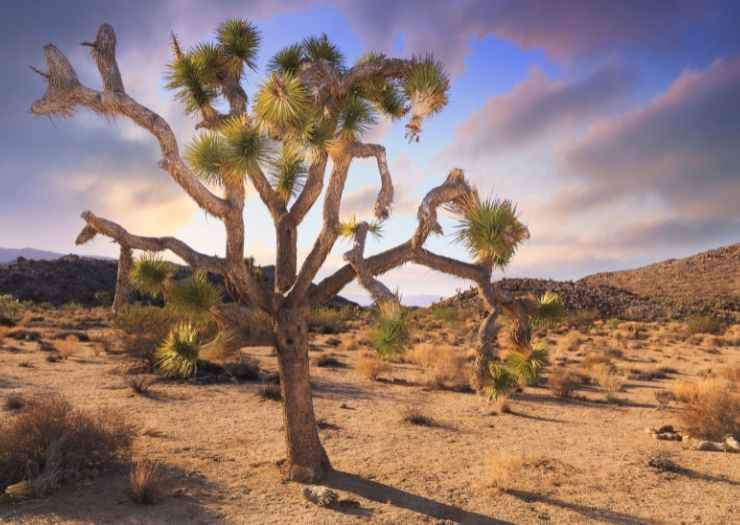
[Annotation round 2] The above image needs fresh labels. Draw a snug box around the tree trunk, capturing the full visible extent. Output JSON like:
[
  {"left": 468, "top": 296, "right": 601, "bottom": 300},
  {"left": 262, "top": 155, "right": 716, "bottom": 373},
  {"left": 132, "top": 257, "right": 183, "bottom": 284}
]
[
  {"left": 112, "top": 245, "right": 132, "bottom": 314},
  {"left": 274, "top": 305, "right": 331, "bottom": 482}
]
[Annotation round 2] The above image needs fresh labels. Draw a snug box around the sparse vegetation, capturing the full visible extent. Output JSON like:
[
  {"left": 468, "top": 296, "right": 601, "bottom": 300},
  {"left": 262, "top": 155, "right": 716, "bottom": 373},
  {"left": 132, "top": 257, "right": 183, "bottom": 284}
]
[
  {"left": 0, "top": 394, "right": 132, "bottom": 497},
  {"left": 257, "top": 383, "right": 282, "bottom": 401},
  {"left": 356, "top": 354, "right": 390, "bottom": 381},
  {"left": 369, "top": 300, "right": 410, "bottom": 358},
  {"left": 129, "top": 460, "right": 161, "bottom": 504},
  {"left": 410, "top": 344, "right": 469, "bottom": 390},
  {"left": 686, "top": 315, "right": 722, "bottom": 335},
  {"left": 126, "top": 375, "right": 155, "bottom": 396},
  {"left": 548, "top": 369, "right": 580, "bottom": 398},
  {"left": 0, "top": 294, "right": 24, "bottom": 325},
  {"left": 672, "top": 378, "right": 739, "bottom": 440}
]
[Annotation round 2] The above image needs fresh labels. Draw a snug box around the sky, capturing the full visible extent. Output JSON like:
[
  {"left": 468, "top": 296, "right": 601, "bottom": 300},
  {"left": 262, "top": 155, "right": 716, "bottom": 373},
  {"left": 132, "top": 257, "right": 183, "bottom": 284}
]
[{"left": 1, "top": 0, "right": 739, "bottom": 305}]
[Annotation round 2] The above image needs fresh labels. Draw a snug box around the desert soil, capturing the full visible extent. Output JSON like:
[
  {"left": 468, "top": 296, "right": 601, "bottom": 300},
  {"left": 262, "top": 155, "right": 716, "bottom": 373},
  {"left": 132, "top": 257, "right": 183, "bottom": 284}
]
[{"left": 1, "top": 308, "right": 738, "bottom": 525}]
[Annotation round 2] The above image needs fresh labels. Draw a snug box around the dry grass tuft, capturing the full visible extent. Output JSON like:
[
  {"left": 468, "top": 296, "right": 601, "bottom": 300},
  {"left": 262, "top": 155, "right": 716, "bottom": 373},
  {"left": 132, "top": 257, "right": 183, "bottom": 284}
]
[
  {"left": 590, "top": 364, "right": 623, "bottom": 402},
  {"left": 671, "top": 378, "right": 739, "bottom": 440},
  {"left": 685, "top": 315, "right": 722, "bottom": 336},
  {"left": 313, "top": 354, "right": 345, "bottom": 368},
  {"left": 0, "top": 393, "right": 132, "bottom": 497},
  {"left": 126, "top": 375, "right": 155, "bottom": 396},
  {"left": 53, "top": 335, "right": 79, "bottom": 359},
  {"left": 547, "top": 369, "right": 580, "bottom": 398},
  {"left": 356, "top": 354, "right": 390, "bottom": 381},
  {"left": 129, "top": 460, "right": 162, "bottom": 504},
  {"left": 409, "top": 344, "right": 469, "bottom": 390},
  {"left": 3, "top": 394, "right": 26, "bottom": 412},
  {"left": 402, "top": 407, "right": 439, "bottom": 427}
]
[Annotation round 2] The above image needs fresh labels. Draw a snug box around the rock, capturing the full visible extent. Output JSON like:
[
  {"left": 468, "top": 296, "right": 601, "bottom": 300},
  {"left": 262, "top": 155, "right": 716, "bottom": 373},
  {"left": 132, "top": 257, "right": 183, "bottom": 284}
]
[
  {"left": 724, "top": 436, "right": 739, "bottom": 453},
  {"left": 302, "top": 485, "right": 338, "bottom": 507},
  {"left": 694, "top": 440, "right": 725, "bottom": 452},
  {"left": 656, "top": 425, "right": 675, "bottom": 434},
  {"left": 654, "top": 432, "right": 682, "bottom": 441}
]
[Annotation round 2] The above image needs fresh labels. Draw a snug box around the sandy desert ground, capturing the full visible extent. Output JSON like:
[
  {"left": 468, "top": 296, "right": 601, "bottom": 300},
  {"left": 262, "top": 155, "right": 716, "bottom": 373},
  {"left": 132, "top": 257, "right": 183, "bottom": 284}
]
[{"left": 1, "top": 306, "right": 739, "bottom": 525}]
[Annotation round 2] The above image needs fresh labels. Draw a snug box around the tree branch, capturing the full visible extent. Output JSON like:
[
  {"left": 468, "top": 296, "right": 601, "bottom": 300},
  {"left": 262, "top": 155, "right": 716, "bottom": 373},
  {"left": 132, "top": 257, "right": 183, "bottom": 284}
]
[
  {"left": 350, "top": 143, "right": 393, "bottom": 220},
  {"left": 30, "top": 27, "right": 231, "bottom": 219},
  {"left": 289, "top": 153, "right": 328, "bottom": 224},
  {"left": 246, "top": 162, "right": 286, "bottom": 221},
  {"left": 77, "top": 211, "right": 225, "bottom": 274},
  {"left": 343, "top": 222, "right": 396, "bottom": 304},
  {"left": 412, "top": 168, "right": 472, "bottom": 248},
  {"left": 411, "top": 249, "right": 487, "bottom": 282}
]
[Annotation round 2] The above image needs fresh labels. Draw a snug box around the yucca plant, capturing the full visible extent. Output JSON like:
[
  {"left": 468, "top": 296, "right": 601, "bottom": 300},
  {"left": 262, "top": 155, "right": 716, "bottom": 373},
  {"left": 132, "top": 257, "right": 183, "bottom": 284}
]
[
  {"left": 167, "top": 273, "right": 220, "bottom": 324},
  {"left": 130, "top": 254, "right": 173, "bottom": 298},
  {"left": 338, "top": 216, "right": 383, "bottom": 239},
  {"left": 504, "top": 345, "right": 548, "bottom": 386},
  {"left": 531, "top": 291, "right": 564, "bottom": 328},
  {"left": 451, "top": 193, "right": 530, "bottom": 268},
  {"left": 269, "top": 145, "right": 307, "bottom": 202},
  {"left": 154, "top": 322, "right": 201, "bottom": 379},
  {"left": 369, "top": 300, "right": 409, "bottom": 358},
  {"left": 487, "top": 362, "right": 518, "bottom": 401}
]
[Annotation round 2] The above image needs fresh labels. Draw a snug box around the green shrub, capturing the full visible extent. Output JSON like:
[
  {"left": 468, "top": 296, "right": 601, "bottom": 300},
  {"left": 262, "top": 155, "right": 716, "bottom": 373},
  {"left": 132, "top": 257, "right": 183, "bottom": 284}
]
[
  {"left": 167, "top": 273, "right": 221, "bottom": 322},
  {"left": 504, "top": 346, "right": 548, "bottom": 386},
  {"left": 154, "top": 322, "right": 201, "bottom": 379},
  {"left": 686, "top": 315, "right": 722, "bottom": 335},
  {"left": 308, "top": 307, "right": 352, "bottom": 334},
  {"left": 369, "top": 301, "right": 409, "bottom": 358},
  {"left": 94, "top": 291, "right": 113, "bottom": 306},
  {"left": 0, "top": 294, "right": 24, "bottom": 325},
  {"left": 430, "top": 305, "right": 459, "bottom": 323},
  {"left": 531, "top": 291, "right": 564, "bottom": 328},
  {"left": 130, "top": 254, "right": 173, "bottom": 297},
  {"left": 114, "top": 306, "right": 181, "bottom": 343},
  {"left": 487, "top": 363, "right": 518, "bottom": 401}
]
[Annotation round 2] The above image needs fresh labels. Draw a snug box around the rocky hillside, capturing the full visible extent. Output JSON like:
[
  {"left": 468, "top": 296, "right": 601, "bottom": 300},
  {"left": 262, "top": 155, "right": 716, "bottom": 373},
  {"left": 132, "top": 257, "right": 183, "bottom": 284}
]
[
  {"left": 580, "top": 243, "right": 740, "bottom": 319},
  {"left": 438, "top": 278, "right": 672, "bottom": 321},
  {"left": 0, "top": 255, "right": 354, "bottom": 308}
]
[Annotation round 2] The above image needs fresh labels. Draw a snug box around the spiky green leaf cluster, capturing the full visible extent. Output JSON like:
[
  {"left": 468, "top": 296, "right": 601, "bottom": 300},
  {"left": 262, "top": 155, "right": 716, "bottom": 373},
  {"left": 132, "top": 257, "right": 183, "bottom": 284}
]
[
  {"left": 338, "top": 216, "right": 384, "bottom": 239},
  {"left": 154, "top": 322, "right": 200, "bottom": 379},
  {"left": 531, "top": 291, "right": 564, "bottom": 328},
  {"left": 369, "top": 300, "right": 409, "bottom": 358},
  {"left": 217, "top": 19, "right": 260, "bottom": 75},
  {"left": 186, "top": 116, "right": 266, "bottom": 186},
  {"left": 254, "top": 72, "right": 309, "bottom": 133},
  {"left": 404, "top": 55, "right": 449, "bottom": 115},
  {"left": 165, "top": 50, "right": 218, "bottom": 115},
  {"left": 167, "top": 274, "right": 221, "bottom": 322},
  {"left": 504, "top": 347, "right": 548, "bottom": 386},
  {"left": 268, "top": 44, "right": 304, "bottom": 74},
  {"left": 452, "top": 193, "right": 529, "bottom": 267},
  {"left": 269, "top": 146, "right": 307, "bottom": 202},
  {"left": 337, "top": 96, "right": 377, "bottom": 142},
  {"left": 487, "top": 363, "right": 518, "bottom": 401},
  {"left": 303, "top": 33, "right": 345, "bottom": 69},
  {"left": 130, "top": 254, "right": 173, "bottom": 298}
]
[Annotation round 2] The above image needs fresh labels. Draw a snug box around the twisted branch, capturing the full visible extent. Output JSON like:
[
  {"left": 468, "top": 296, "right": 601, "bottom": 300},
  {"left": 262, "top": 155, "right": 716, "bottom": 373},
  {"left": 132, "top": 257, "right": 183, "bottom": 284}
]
[
  {"left": 343, "top": 222, "right": 395, "bottom": 304},
  {"left": 350, "top": 143, "right": 393, "bottom": 220}
]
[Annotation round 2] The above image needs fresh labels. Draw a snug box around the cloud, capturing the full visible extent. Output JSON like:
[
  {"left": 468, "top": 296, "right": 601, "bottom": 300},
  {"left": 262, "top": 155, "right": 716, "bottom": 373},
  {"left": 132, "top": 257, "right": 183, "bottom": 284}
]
[
  {"left": 557, "top": 57, "right": 740, "bottom": 225},
  {"left": 336, "top": 0, "right": 740, "bottom": 72},
  {"left": 447, "top": 66, "right": 635, "bottom": 159}
]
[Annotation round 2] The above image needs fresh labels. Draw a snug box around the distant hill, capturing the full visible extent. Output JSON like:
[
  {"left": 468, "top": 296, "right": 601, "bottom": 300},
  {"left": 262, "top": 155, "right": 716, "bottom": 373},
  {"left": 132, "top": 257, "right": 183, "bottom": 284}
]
[
  {"left": 580, "top": 243, "right": 740, "bottom": 318},
  {"left": 0, "top": 247, "right": 64, "bottom": 263},
  {"left": 0, "top": 254, "right": 355, "bottom": 308}
]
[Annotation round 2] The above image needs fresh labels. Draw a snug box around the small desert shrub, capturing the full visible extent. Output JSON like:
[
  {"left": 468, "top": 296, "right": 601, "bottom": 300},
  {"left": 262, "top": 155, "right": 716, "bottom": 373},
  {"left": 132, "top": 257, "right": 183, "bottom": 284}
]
[
  {"left": 0, "top": 294, "right": 24, "bottom": 325},
  {"left": 114, "top": 306, "right": 185, "bottom": 364},
  {"left": 718, "top": 365, "right": 740, "bottom": 384},
  {"left": 591, "top": 364, "right": 623, "bottom": 402},
  {"left": 531, "top": 291, "right": 564, "bottom": 328},
  {"left": 410, "top": 344, "right": 469, "bottom": 390},
  {"left": 581, "top": 352, "right": 614, "bottom": 370},
  {"left": 672, "top": 378, "right": 740, "bottom": 440},
  {"left": 53, "top": 335, "right": 79, "bottom": 359},
  {"left": 4, "top": 394, "right": 26, "bottom": 412},
  {"left": 0, "top": 394, "right": 132, "bottom": 496},
  {"left": 94, "top": 291, "right": 113, "bottom": 306},
  {"left": 356, "top": 354, "right": 390, "bottom": 381},
  {"left": 402, "top": 407, "right": 437, "bottom": 427},
  {"left": 153, "top": 322, "right": 200, "bottom": 379},
  {"left": 313, "top": 354, "right": 344, "bottom": 368},
  {"left": 606, "top": 318, "right": 621, "bottom": 330},
  {"left": 257, "top": 383, "right": 282, "bottom": 401},
  {"left": 308, "top": 307, "right": 351, "bottom": 334},
  {"left": 129, "top": 460, "right": 161, "bottom": 504},
  {"left": 430, "top": 305, "right": 459, "bottom": 323},
  {"left": 488, "top": 451, "right": 527, "bottom": 492},
  {"left": 226, "top": 357, "right": 261, "bottom": 381},
  {"left": 557, "top": 331, "right": 583, "bottom": 354},
  {"left": 548, "top": 369, "right": 580, "bottom": 398},
  {"left": 126, "top": 375, "right": 154, "bottom": 396},
  {"left": 686, "top": 315, "right": 722, "bottom": 335},
  {"left": 567, "top": 309, "right": 599, "bottom": 329},
  {"left": 60, "top": 302, "right": 84, "bottom": 311},
  {"left": 369, "top": 301, "right": 409, "bottom": 358}
]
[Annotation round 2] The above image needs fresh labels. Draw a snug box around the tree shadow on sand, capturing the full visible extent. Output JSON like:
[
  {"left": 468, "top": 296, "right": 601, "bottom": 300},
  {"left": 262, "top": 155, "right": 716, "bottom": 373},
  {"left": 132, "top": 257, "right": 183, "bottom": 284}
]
[
  {"left": 326, "top": 470, "right": 515, "bottom": 525},
  {"left": 507, "top": 490, "right": 661, "bottom": 525}
]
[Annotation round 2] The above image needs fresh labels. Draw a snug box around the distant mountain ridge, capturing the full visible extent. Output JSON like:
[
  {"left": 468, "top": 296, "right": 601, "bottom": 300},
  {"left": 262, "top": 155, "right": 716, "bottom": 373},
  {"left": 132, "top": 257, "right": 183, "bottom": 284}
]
[{"left": 0, "top": 247, "right": 65, "bottom": 263}]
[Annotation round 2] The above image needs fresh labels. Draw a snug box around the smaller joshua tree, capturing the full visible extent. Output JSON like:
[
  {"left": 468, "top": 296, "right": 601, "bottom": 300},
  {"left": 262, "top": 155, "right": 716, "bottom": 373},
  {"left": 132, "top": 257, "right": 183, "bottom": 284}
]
[{"left": 32, "top": 20, "right": 539, "bottom": 482}]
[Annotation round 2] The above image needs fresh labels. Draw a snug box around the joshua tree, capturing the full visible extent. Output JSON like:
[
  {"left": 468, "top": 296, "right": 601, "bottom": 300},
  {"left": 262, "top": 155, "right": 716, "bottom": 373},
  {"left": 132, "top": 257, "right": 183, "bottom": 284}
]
[{"left": 31, "top": 20, "right": 534, "bottom": 482}]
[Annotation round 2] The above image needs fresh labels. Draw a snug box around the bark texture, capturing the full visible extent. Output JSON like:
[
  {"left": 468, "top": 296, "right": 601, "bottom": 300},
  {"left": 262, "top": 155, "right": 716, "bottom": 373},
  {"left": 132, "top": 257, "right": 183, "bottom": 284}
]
[{"left": 113, "top": 245, "right": 132, "bottom": 314}]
